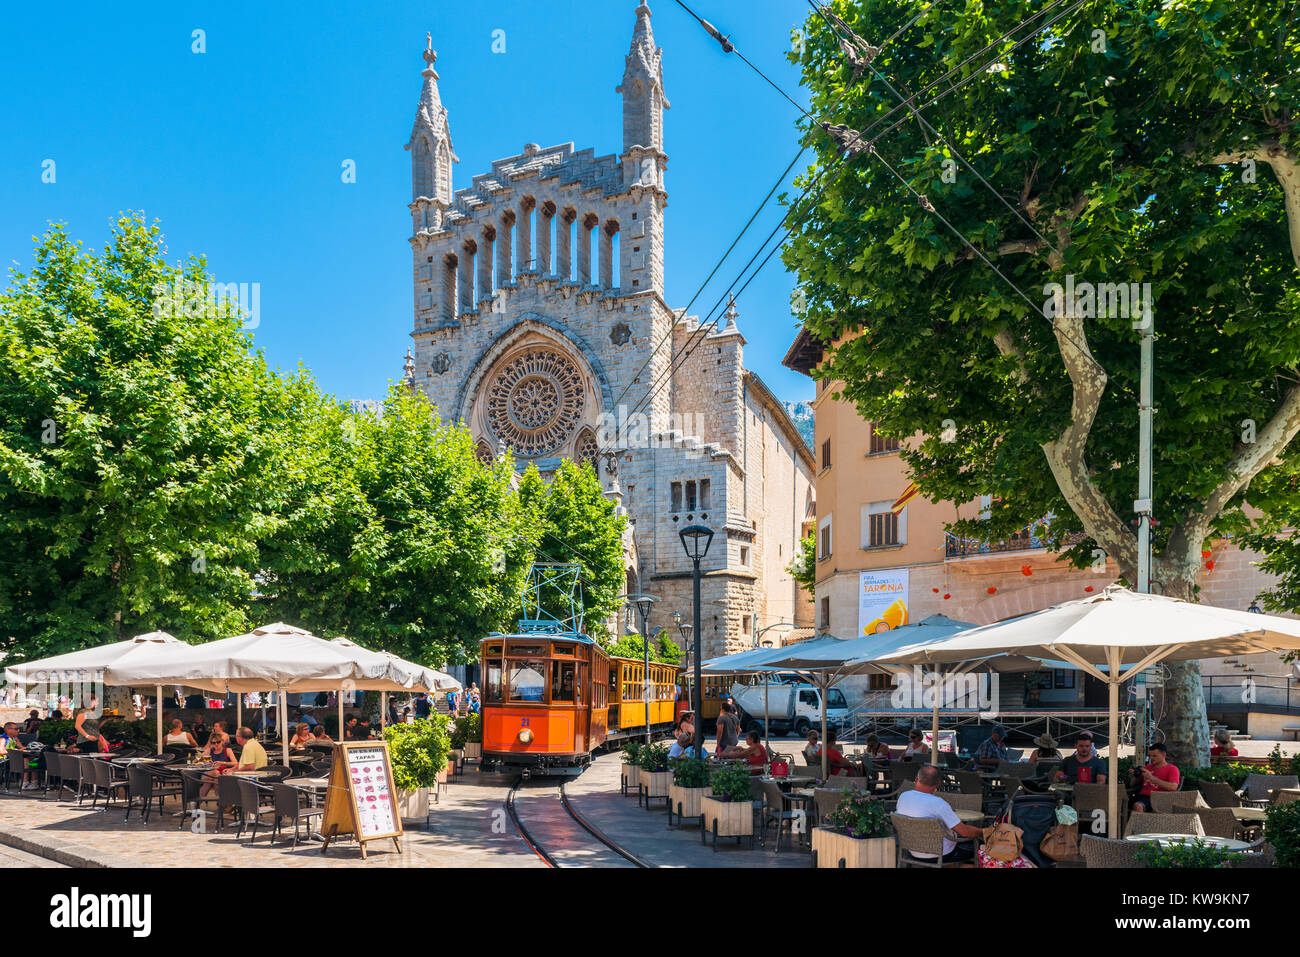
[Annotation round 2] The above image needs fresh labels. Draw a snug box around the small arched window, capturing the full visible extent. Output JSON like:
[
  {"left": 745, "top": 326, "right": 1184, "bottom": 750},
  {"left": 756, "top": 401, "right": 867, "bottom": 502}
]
[
  {"left": 575, "top": 428, "right": 599, "bottom": 470},
  {"left": 475, "top": 439, "right": 495, "bottom": 466}
]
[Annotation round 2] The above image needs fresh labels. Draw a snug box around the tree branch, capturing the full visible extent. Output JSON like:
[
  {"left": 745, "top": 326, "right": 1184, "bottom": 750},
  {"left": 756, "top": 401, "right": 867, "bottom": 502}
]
[{"left": 1200, "top": 141, "right": 1300, "bottom": 270}]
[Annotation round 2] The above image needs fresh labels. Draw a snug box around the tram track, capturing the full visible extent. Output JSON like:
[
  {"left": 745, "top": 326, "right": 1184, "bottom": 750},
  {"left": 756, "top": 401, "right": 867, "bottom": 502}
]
[{"left": 506, "top": 777, "right": 650, "bottom": 868}]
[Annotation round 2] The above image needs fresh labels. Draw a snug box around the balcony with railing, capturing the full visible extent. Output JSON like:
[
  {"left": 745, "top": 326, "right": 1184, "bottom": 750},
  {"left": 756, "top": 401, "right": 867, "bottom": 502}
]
[{"left": 945, "top": 527, "right": 1086, "bottom": 559}]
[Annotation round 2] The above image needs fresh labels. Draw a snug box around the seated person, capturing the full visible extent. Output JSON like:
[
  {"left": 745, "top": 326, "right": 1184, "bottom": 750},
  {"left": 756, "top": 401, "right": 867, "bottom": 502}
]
[
  {"left": 164, "top": 719, "right": 198, "bottom": 748},
  {"left": 289, "top": 723, "right": 314, "bottom": 749},
  {"left": 903, "top": 729, "right": 928, "bottom": 760},
  {"left": 975, "top": 725, "right": 1009, "bottom": 767},
  {"left": 676, "top": 711, "right": 696, "bottom": 741},
  {"left": 719, "top": 731, "right": 768, "bottom": 772},
  {"left": 822, "top": 730, "right": 857, "bottom": 776},
  {"left": 802, "top": 730, "right": 821, "bottom": 764},
  {"left": 1028, "top": 733, "right": 1061, "bottom": 763},
  {"left": 198, "top": 734, "right": 237, "bottom": 796},
  {"left": 896, "top": 765, "right": 983, "bottom": 865},
  {"left": 667, "top": 732, "right": 707, "bottom": 760},
  {"left": 23, "top": 710, "right": 42, "bottom": 735},
  {"left": 1210, "top": 729, "right": 1238, "bottom": 757},
  {"left": 311, "top": 725, "right": 334, "bottom": 744},
  {"left": 1130, "top": 743, "right": 1179, "bottom": 813},
  {"left": 1057, "top": 732, "right": 1106, "bottom": 785},
  {"left": 2, "top": 723, "right": 37, "bottom": 790},
  {"left": 863, "top": 733, "right": 892, "bottom": 761}
]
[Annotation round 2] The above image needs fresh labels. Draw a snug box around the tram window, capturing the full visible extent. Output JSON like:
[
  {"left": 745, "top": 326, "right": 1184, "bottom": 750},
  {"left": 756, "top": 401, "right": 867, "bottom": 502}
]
[
  {"left": 507, "top": 660, "right": 546, "bottom": 702},
  {"left": 486, "top": 645, "right": 503, "bottom": 655},
  {"left": 552, "top": 661, "right": 576, "bottom": 702},
  {"left": 485, "top": 660, "right": 503, "bottom": 702},
  {"left": 575, "top": 665, "right": 586, "bottom": 705},
  {"left": 509, "top": 644, "right": 545, "bottom": 657},
  {"left": 552, "top": 642, "right": 574, "bottom": 656}
]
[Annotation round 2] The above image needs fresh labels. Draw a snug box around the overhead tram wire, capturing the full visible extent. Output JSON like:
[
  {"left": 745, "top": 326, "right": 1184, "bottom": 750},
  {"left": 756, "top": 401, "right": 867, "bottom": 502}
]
[{"left": 807, "top": 0, "right": 1061, "bottom": 259}]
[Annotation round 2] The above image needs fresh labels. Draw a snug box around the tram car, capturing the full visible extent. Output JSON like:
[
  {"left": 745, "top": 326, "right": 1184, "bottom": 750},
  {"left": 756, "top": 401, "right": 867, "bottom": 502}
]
[{"left": 480, "top": 631, "right": 683, "bottom": 777}]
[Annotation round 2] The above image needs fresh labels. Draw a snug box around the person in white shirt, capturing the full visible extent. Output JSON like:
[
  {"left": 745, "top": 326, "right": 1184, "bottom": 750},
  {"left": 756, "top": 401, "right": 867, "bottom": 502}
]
[
  {"left": 894, "top": 765, "right": 982, "bottom": 864},
  {"left": 802, "top": 730, "right": 821, "bottom": 764},
  {"left": 667, "top": 733, "right": 707, "bottom": 760}
]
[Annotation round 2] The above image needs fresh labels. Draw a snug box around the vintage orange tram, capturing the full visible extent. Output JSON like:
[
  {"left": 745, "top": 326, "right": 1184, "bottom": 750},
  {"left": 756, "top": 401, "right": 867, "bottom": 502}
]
[{"left": 480, "top": 630, "right": 683, "bottom": 777}]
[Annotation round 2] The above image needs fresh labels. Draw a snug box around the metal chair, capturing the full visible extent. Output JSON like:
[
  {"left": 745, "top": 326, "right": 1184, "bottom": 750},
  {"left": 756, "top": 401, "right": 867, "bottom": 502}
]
[
  {"left": 261, "top": 764, "right": 291, "bottom": 784},
  {"left": 88, "top": 757, "right": 129, "bottom": 808},
  {"left": 1080, "top": 834, "right": 1147, "bottom": 868},
  {"left": 175, "top": 768, "right": 218, "bottom": 831},
  {"left": 891, "top": 813, "right": 954, "bottom": 868},
  {"left": 235, "top": 777, "right": 277, "bottom": 843},
  {"left": 216, "top": 774, "right": 242, "bottom": 832},
  {"left": 5, "top": 751, "right": 26, "bottom": 792},
  {"left": 759, "top": 781, "right": 804, "bottom": 853},
  {"left": 124, "top": 765, "right": 182, "bottom": 823},
  {"left": 951, "top": 770, "right": 985, "bottom": 795},
  {"left": 1123, "top": 812, "right": 1204, "bottom": 838},
  {"left": 270, "top": 783, "right": 323, "bottom": 848}
]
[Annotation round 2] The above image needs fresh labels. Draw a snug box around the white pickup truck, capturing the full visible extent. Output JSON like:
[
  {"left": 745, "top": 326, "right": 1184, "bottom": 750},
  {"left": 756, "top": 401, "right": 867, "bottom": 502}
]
[{"left": 729, "top": 682, "right": 850, "bottom": 737}]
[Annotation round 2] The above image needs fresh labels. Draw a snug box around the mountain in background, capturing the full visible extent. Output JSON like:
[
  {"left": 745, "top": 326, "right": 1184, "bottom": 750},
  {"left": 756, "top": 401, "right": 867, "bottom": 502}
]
[{"left": 782, "top": 400, "right": 814, "bottom": 453}]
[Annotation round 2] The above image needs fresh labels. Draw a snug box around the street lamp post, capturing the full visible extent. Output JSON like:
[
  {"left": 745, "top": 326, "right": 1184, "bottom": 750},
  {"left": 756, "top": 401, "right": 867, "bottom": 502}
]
[
  {"left": 679, "top": 524, "right": 714, "bottom": 759},
  {"left": 754, "top": 620, "right": 795, "bottom": 650},
  {"left": 673, "top": 612, "right": 694, "bottom": 716},
  {"left": 630, "top": 594, "right": 657, "bottom": 745}
]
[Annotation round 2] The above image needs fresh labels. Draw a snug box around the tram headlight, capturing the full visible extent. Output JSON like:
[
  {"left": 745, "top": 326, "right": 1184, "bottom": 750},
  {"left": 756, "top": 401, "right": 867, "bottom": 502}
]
[{"left": 517, "top": 728, "right": 534, "bottom": 744}]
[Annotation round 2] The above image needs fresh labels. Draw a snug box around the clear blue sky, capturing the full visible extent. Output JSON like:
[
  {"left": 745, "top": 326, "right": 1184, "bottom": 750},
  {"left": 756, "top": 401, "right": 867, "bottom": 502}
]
[{"left": 0, "top": 0, "right": 817, "bottom": 407}]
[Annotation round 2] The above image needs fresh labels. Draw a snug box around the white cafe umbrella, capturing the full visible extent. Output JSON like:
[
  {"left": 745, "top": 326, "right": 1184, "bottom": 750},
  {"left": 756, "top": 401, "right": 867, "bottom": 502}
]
[
  {"left": 328, "top": 638, "right": 461, "bottom": 734},
  {"left": 107, "top": 623, "right": 394, "bottom": 765},
  {"left": 5, "top": 630, "right": 187, "bottom": 755},
  {"left": 873, "top": 586, "right": 1300, "bottom": 837}
]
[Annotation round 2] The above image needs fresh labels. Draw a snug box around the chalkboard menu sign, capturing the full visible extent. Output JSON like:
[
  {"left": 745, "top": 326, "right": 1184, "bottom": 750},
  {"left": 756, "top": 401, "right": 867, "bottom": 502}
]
[{"left": 320, "top": 741, "right": 403, "bottom": 859}]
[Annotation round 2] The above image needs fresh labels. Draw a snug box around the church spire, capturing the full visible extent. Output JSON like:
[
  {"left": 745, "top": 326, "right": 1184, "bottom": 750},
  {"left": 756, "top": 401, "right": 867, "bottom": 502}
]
[
  {"left": 406, "top": 33, "right": 457, "bottom": 204},
  {"left": 617, "top": 2, "right": 669, "bottom": 153}
]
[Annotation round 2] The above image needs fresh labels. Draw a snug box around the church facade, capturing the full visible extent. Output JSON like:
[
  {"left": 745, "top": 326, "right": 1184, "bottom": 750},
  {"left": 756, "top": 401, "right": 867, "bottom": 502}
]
[{"left": 402, "top": 3, "right": 814, "bottom": 658}]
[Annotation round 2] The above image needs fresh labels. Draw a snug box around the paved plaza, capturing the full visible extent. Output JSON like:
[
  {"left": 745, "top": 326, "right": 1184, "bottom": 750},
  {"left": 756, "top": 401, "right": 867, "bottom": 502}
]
[{"left": 0, "top": 754, "right": 807, "bottom": 868}]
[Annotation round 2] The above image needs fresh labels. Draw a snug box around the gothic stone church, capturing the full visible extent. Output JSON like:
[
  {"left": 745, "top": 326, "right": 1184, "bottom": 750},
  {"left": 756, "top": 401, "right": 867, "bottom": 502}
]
[{"left": 402, "top": 3, "right": 814, "bottom": 658}]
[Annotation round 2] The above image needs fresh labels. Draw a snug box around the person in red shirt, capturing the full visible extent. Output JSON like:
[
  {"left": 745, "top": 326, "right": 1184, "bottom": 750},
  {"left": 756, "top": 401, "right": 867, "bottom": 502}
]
[
  {"left": 1130, "top": 742, "right": 1180, "bottom": 812},
  {"left": 720, "top": 730, "right": 768, "bottom": 773},
  {"left": 1209, "top": 729, "right": 1239, "bottom": 758}
]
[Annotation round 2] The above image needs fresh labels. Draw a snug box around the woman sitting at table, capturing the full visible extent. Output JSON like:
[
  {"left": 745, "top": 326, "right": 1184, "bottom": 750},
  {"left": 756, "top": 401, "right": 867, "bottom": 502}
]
[
  {"left": 198, "top": 735, "right": 237, "bottom": 796},
  {"left": 1027, "top": 733, "right": 1061, "bottom": 763},
  {"left": 165, "top": 719, "right": 198, "bottom": 748},
  {"left": 310, "top": 725, "right": 334, "bottom": 744},
  {"left": 719, "top": 731, "right": 768, "bottom": 773},
  {"left": 864, "top": 733, "right": 892, "bottom": 762},
  {"left": 823, "top": 730, "right": 858, "bottom": 776},
  {"left": 903, "top": 729, "right": 927, "bottom": 760},
  {"left": 289, "top": 723, "right": 313, "bottom": 748}
]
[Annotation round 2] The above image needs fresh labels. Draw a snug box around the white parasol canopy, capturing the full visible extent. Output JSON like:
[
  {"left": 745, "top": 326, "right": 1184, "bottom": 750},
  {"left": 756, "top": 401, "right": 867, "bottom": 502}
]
[{"left": 873, "top": 586, "right": 1300, "bottom": 836}]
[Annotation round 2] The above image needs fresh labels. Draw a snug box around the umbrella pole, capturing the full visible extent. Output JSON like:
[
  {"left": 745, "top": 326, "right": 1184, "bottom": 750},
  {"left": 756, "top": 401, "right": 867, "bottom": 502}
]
[
  {"left": 236, "top": 693, "right": 241, "bottom": 734},
  {"left": 931, "top": 668, "right": 940, "bottom": 765},
  {"left": 338, "top": 688, "right": 344, "bottom": 742},
  {"left": 155, "top": 685, "right": 163, "bottom": 755},
  {"left": 763, "top": 674, "right": 769, "bottom": 760},
  {"left": 279, "top": 687, "right": 289, "bottom": 767},
  {"left": 1107, "top": 647, "right": 1120, "bottom": 839},
  {"left": 820, "top": 675, "right": 828, "bottom": 782},
  {"left": 381, "top": 691, "right": 387, "bottom": 732}
]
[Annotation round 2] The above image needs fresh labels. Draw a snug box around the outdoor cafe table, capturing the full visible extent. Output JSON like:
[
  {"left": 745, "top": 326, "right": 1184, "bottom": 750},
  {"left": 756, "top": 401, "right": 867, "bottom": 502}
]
[
  {"left": 1231, "top": 806, "right": 1267, "bottom": 822},
  {"left": 761, "top": 775, "right": 816, "bottom": 788},
  {"left": 1124, "top": 833, "right": 1254, "bottom": 851}
]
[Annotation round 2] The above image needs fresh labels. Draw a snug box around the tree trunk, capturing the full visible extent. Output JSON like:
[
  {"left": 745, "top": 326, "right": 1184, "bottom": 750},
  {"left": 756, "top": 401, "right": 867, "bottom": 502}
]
[{"left": 1154, "top": 575, "right": 1210, "bottom": 771}]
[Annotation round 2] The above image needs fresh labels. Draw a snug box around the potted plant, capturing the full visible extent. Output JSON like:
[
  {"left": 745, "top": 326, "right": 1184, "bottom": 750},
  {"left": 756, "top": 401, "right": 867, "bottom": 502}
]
[
  {"left": 1133, "top": 838, "right": 1233, "bottom": 869},
  {"left": 621, "top": 741, "right": 642, "bottom": 795},
  {"left": 450, "top": 712, "right": 481, "bottom": 760},
  {"left": 1265, "top": 799, "right": 1300, "bottom": 868},
  {"left": 383, "top": 717, "right": 451, "bottom": 820},
  {"left": 700, "top": 762, "right": 756, "bottom": 849},
  {"left": 812, "top": 788, "right": 895, "bottom": 868},
  {"left": 668, "top": 757, "right": 712, "bottom": 826},
  {"left": 637, "top": 742, "right": 672, "bottom": 808}
]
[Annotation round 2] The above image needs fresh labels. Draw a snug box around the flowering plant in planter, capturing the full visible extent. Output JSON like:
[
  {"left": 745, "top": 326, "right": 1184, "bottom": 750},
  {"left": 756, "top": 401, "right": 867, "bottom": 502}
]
[
  {"left": 708, "top": 762, "right": 754, "bottom": 803},
  {"left": 824, "top": 789, "right": 891, "bottom": 840}
]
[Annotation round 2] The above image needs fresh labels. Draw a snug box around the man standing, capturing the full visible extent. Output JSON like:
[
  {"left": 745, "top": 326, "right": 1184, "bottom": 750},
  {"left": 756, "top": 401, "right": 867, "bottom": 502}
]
[
  {"left": 1058, "top": 731, "right": 1107, "bottom": 785},
  {"left": 715, "top": 702, "right": 740, "bottom": 755},
  {"left": 896, "top": 765, "right": 983, "bottom": 864},
  {"left": 975, "top": 724, "right": 1009, "bottom": 766}
]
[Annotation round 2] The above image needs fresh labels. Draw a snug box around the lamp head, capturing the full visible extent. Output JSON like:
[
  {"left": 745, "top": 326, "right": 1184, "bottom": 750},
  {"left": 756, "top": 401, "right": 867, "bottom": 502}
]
[{"left": 679, "top": 524, "right": 714, "bottom": 560}]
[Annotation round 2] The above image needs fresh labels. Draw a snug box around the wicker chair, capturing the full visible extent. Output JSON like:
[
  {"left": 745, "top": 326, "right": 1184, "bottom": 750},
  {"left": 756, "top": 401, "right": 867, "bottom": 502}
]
[
  {"left": 938, "top": 791, "right": 983, "bottom": 813},
  {"left": 812, "top": 788, "right": 843, "bottom": 827},
  {"left": 1194, "top": 807, "right": 1242, "bottom": 840},
  {"left": 1228, "top": 842, "right": 1276, "bottom": 868},
  {"left": 123, "top": 765, "right": 179, "bottom": 823},
  {"left": 1240, "top": 774, "right": 1299, "bottom": 807},
  {"left": 1081, "top": 834, "right": 1146, "bottom": 868},
  {"left": 175, "top": 768, "right": 218, "bottom": 831},
  {"left": 998, "top": 760, "right": 1034, "bottom": 779},
  {"left": 1124, "top": 812, "right": 1205, "bottom": 838},
  {"left": 1150, "top": 790, "right": 1208, "bottom": 813},
  {"left": 1195, "top": 780, "right": 1241, "bottom": 808},
  {"left": 88, "top": 757, "right": 130, "bottom": 809},
  {"left": 951, "top": 770, "right": 985, "bottom": 795},
  {"left": 891, "top": 813, "right": 952, "bottom": 868},
  {"left": 235, "top": 777, "right": 277, "bottom": 843},
  {"left": 270, "top": 783, "right": 323, "bottom": 848},
  {"left": 260, "top": 764, "right": 291, "bottom": 784},
  {"left": 216, "top": 774, "right": 242, "bottom": 832}
]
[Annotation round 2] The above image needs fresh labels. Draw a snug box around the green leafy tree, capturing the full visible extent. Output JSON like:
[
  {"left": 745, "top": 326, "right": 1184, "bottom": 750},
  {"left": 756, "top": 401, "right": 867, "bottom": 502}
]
[
  {"left": 255, "top": 385, "right": 536, "bottom": 665},
  {"left": 607, "top": 630, "right": 681, "bottom": 664},
  {"left": 788, "top": 532, "right": 816, "bottom": 599},
  {"left": 0, "top": 215, "right": 302, "bottom": 655},
  {"left": 784, "top": 0, "right": 1300, "bottom": 768},
  {"left": 517, "top": 460, "right": 626, "bottom": 634}
]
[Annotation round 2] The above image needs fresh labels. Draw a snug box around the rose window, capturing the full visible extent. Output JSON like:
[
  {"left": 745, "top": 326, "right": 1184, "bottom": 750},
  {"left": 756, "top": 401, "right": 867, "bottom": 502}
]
[{"left": 485, "top": 348, "right": 586, "bottom": 457}]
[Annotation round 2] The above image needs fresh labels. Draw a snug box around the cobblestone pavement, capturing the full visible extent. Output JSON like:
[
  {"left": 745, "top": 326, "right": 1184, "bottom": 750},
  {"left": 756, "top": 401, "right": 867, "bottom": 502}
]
[
  {"left": 0, "top": 843, "right": 65, "bottom": 867},
  {"left": 0, "top": 753, "right": 813, "bottom": 868}
]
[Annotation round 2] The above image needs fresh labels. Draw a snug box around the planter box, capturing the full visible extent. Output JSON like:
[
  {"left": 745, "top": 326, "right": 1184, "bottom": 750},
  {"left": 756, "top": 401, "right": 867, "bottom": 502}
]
[
  {"left": 622, "top": 763, "right": 639, "bottom": 795},
  {"left": 701, "top": 795, "right": 753, "bottom": 842},
  {"left": 812, "top": 826, "right": 896, "bottom": 868},
  {"left": 436, "top": 760, "right": 450, "bottom": 785},
  {"left": 669, "top": 784, "right": 712, "bottom": 825},
  {"left": 396, "top": 787, "right": 429, "bottom": 820},
  {"left": 642, "top": 770, "right": 670, "bottom": 798}
]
